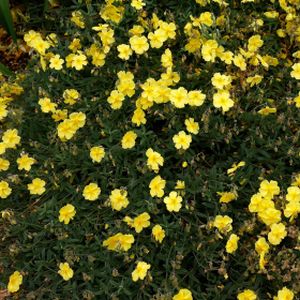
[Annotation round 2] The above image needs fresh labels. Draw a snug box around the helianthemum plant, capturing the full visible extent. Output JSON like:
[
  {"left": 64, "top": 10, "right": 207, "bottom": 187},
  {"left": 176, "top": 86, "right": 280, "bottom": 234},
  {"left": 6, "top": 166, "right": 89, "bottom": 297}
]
[{"left": 0, "top": 0, "right": 300, "bottom": 299}]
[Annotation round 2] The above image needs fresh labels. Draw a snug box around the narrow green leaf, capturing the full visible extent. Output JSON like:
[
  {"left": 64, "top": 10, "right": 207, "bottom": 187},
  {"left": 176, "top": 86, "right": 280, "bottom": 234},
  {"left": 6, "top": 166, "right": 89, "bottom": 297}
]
[
  {"left": 0, "top": 0, "right": 17, "bottom": 42},
  {"left": 43, "top": 0, "right": 49, "bottom": 14},
  {"left": 0, "top": 62, "right": 14, "bottom": 77}
]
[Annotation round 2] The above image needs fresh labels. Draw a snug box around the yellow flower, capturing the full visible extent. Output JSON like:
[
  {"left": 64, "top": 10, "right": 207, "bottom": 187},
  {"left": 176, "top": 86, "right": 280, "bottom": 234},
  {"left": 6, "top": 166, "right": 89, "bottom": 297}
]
[
  {"left": 136, "top": 96, "right": 153, "bottom": 110},
  {"left": 258, "top": 106, "right": 277, "bottom": 116},
  {"left": 69, "top": 112, "right": 86, "bottom": 129},
  {"left": 255, "top": 237, "right": 269, "bottom": 270},
  {"left": 227, "top": 161, "right": 245, "bottom": 176},
  {"left": 237, "top": 289, "right": 257, "bottom": 300},
  {"left": 129, "top": 25, "right": 145, "bottom": 36},
  {"left": 152, "top": 224, "right": 165, "bottom": 243},
  {"left": 160, "top": 22, "right": 176, "bottom": 39},
  {"left": 132, "top": 212, "right": 151, "bottom": 233},
  {"left": 2, "top": 129, "right": 21, "bottom": 149},
  {"left": 274, "top": 287, "right": 294, "bottom": 300},
  {"left": 107, "top": 90, "right": 125, "bottom": 110},
  {"left": 149, "top": 175, "right": 166, "bottom": 198},
  {"left": 121, "top": 131, "right": 137, "bottom": 149},
  {"left": 24, "top": 30, "right": 41, "bottom": 46},
  {"left": 164, "top": 191, "right": 183, "bottom": 212},
  {"left": 276, "top": 29, "right": 286, "bottom": 38},
  {"left": 117, "top": 71, "right": 135, "bottom": 97},
  {"left": 103, "top": 233, "right": 135, "bottom": 252},
  {"left": 7, "top": 271, "right": 23, "bottom": 293},
  {"left": 286, "top": 186, "right": 300, "bottom": 203},
  {"left": 211, "top": 73, "right": 232, "bottom": 90},
  {"left": 98, "top": 26, "right": 114, "bottom": 48},
  {"left": 57, "top": 119, "right": 76, "bottom": 140},
  {"left": 291, "top": 174, "right": 300, "bottom": 187},
  {"left": 71, "top": 11, "right": 85, "bottom": 28},
  {"left": 264, "top": 11, "right": 279, "bottom": 18},
  {"left": 129, "top": 35, "right": 149, "bottom": 55},
  {"left": 284, "top": 201, "right": 300, "bottom": 220},
  {"left": 198, "top": 11, "right": 214, "bottom": 27},
  {"left": 146, "top": 148, "right": 164, "bottom": 172},
  {"left": 259, "top": 180, "right": 280, "bottom": 199},
  {"left": 70, "top": 53, "right": 88, "bottom": 70},
  {"left": 27, "top": 178, "right": 46, "bottom": 195},
  {"left": 58, "top": 262, "right": 74, "bottom": 281},
  {"left": 259, "top": 252, "right": 267, "bottom": 270},
  {"left": 49, "top": 54, "right": 64, "bottom": 70},
  {"left": 0, "top": 181, "right": 11, "bottom": 199},
  {"left": 185, "top": 37, "right": 201, "bottom": 53},
  {"left": 250, "top": 194, "right": 270, "bottom": 211},
  {"left": 246, "top": 75, "right": 263, "bottom": 87},
  {"left": 30, "top": 37, "right": 50, "bottom": 55},
  {"left": 17, "top": 154, "right": 36, "bottom": 171},
  {"left": 117, "top": 44, "right": 133, "bottom": 60},
  {"left": 63, "top": 89, "right": 80, "bottom": 105},
  {"left": 185, "top": 118, "right": 199, "bottom": 134},
  {"left": 65, "top": 53, "right": 75, "bottom": 67},
  {"left": 233, "top": 54, "right": 247, "bottom": 71},
  {"left": 38, "top": 97, "right": 57, "bottom": 113},
  {"left": 51, "top": 109, "right": 68, "bottom": 122},
  {"left": 218, "top": 191, "right": 237, "bottom": 203},
  {"left": 131, "top": 261, "right": 151, "bottom": 282},
  {"left": 90, "top": 146, "right": 105, "bottom": 163},
  {"left": 0, "top": 142, "right": 6, "bottom": 155},
  {"left": 109, "top": 189, "right": 129, "bottom": 211},
  {"left": 91, "top": 50, "right": 106, "bottom": 67},
  {"left": 173, "top": 289, "right": 193, "bottom": 300},
  {"left": 216, "top": 15, "right": 226, "bottom": 26},
  {"left": 225, "top": 233, "right": 239, "bottom": 254},
  {"left": 138, "top": 78, "right": 154, "bottom": 100},
  {"left": 131, "top": 0, "right": 146, "bottom": 10},
  {"left": 268, "top": 223, "right": 287, "bottom": 245},
  {"left": 59, "top": 204, "right": 76, "bottom": 224},
  {"left": 248, "top": 35, "right": 263, "bottom": 52},
  {"left": 161, "top": 48, "right": 173, "bottom": 68},
  {"left": 175, "top": 180, "right": 185, "bottom": 190},
  {"left": 173, "top": 131, "right": 192, "bottom": 150},
  {"left": 83, "top": 183, "right": 101, "bottom": 201},
  {"left": 142, "top": 81, "right": 157, "bottom": 98},
  {"left": 201, "top": 39, "right": 219, "bottom": 62},
  {"left": 258, "top": 207, "right": 281, "bottom": 226},
  {"left": 219, "top": 50, "right": 233, "bottom": 64},
  {"left": 123, "top": 216, "right": 133, "bottom": 227},
  {"left": 100, "top": 3, "right": 124, "bottom": 24},
  {"left": 132, "top": 108, "right": 147, "bottom": 126},
  {"left": 170, "top": 87, "right": 188, "bottom": 108},
  {"left": 68, "top": 38, "right": 81, "bottom": 52},
  {"left": 0, "top": 158, "right": 10, "bottom": 171},
  {"left": 255, "top": 237, "right": 269, "bottom": 255},
  {"left": 293, "top": 51, "right": 300, "bottom": 59},
  {"left": 0, "top": 104, "right": 8, "bottom": 121},
  {"left": 148, "top": 29, "right": 166, "bottom": 49},
  {"left": 161, "top": 69, "right": 180, "bottom": 86},
  {"left": 188, "top": 90, "right": 206, "bottom": 106},
  {"left": 213, "top": 90, "right": 234, "bottom": 112},
  {"left": 213, "top": 215, "right": 233, "bottom": 234},
  {"left": 294, "top": 92, "right": 300, "bottom": 108}
]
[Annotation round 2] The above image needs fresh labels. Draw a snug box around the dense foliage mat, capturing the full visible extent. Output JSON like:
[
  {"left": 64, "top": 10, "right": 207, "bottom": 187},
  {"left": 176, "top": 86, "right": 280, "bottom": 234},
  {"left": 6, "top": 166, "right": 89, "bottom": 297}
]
[{"left": 0, "top": 0, "right": 300, "bottom": 299}]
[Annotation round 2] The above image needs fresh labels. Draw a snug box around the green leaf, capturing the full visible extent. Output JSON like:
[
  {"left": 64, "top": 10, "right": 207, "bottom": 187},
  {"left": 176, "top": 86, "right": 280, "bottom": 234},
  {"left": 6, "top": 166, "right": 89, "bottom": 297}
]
[
  {"left": 0, "top": 0, "right": 17, "bottom": 42},
  {"left": 0, "top": 62, "right": 14, "bottom": 77}
]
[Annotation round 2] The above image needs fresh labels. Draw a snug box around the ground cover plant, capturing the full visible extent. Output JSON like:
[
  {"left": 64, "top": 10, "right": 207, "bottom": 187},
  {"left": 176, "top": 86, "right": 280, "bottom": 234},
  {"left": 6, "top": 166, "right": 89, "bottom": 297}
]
[{"left": 0, "top": 0, "right": 300, "bottom": 299}]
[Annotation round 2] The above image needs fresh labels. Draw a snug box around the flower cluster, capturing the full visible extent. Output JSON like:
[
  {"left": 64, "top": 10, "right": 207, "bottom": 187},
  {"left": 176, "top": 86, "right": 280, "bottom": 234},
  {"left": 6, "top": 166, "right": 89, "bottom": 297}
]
[{"left": 1, "top": 0, "right": 300, "bottom": 298}]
